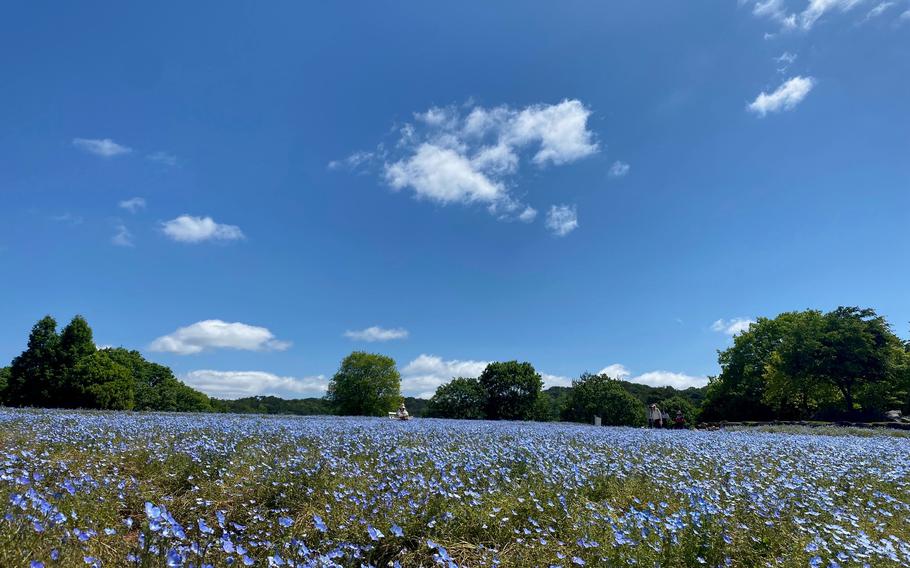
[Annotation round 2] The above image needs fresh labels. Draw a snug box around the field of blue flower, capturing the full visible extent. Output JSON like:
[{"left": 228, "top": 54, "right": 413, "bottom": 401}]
[{"left": 1, "top": 409, "right": 908, "bottom": 568}]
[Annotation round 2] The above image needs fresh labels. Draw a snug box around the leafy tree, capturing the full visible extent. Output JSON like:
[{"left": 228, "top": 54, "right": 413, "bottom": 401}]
[
  {"left": 6, "top": 316, "right": 60, "bottom": 407},
  {"left": 479, "top": 361, "right": 543, "bottom": 421},
  {"left": 70, "top": 351, "right": 135, "bottom": 410},
  {"left": 658, "top": 395, "right": 698, "bottom": 426},
  {"left": 426, "top": 377, "right": 487, "bottom": 419},
  {"left": 0, "top": 366, "right": 9, "bottom": 403},
  {"left": 326, "top": 351, "right": 401, "bottom": 416},
  {"left": 104, "top": 348, "right": 212, "bottom": 412},
  {"left": 562, "top": 373, "right": 645, "bottom": 426},
  {"left": 57, "top": 315, "right": 97, "bottom": 405}
]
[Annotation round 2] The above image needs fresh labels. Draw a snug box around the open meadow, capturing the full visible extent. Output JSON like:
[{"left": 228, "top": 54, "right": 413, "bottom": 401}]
[{"left": 1, "top": 410, "right": 908, "bottom": 567}]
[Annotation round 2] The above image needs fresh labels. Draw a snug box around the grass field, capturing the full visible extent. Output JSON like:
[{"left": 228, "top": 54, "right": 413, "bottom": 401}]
[{"left": 1, "top": 409, "right": 908, "bottom": 567}]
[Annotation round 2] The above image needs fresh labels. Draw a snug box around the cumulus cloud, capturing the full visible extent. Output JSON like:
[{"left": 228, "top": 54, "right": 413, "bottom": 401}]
[
  {"left": 147, "top": 152, "right": 178, "bottom": 167},
  {"left": 149, "top": 320, "right": 291, "bottom": 355},
  {"left": 627, "top": 370, "right": 708, "bottom": 389},
  {"left": 337, "top": 99, "right": 598, "bottom": 224},
  {"left": 111, "top": 224, "right": 134, "bottom": 247},
  {"left": 344, "top": 326, "right": 409, "bottom": 342},
  {"left": 118, "top": 197, "right": 146, "bottom": 213},
  {"left": 598, "top": 363, "right": 632, "bottom": 380},
  {"left": 182, "top": 370, "right": 327, "bottom": 399},
  {"left": 161, "top": 215, "right": 245, "bottom": 243},
  {"left": 747, "top": 76, "right": 816, "bottom": 116},
  {"left": 711, "top": 318, "right": 755, "bottom": 336},
  {"left": 400, "top": 354, "right": 489, "bottom": 398},
  {"left": 541, "top": 373, "right": 573, "bottom": 388},
  {"left": 609, "top": 161, "right": 630, "bottom": 178},
  {"left": 72, "top": 137, "right": 132, "bottom": 157},
  {"left": 545, "top": 204, "right": 579, "bottom": 236}
]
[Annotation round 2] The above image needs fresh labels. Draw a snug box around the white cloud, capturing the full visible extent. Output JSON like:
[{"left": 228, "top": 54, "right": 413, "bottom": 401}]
[
  {"left": 609, "top": 160, "right": 630, "bottom": 178},
  {"left": 711, "top": 318, "right": 755, "bottom": 336},
  {"left": 899, "top": 8, "right": 910, "bottom": 21},
  {"left": 597, "top": 363, "right": 707, "bottom": 389},
  {"left": 111, "top": 224, "right": 134, "bottom": 247},
  {"left": 161, "top": 215, "right": 245, "bottom": 243},
  {"left": 345, "top": 99, "right": 597, "bottom": 224},
  {"left": 750, "top": 0, "right": 874, "bottom": 30},
  {"left": 545, "top": 204, "right": 579, "bottom": 236},
  {"left": 628, "top": 370, "right": 708, "bottom": 389},
  {"left": 344, "top": 326, "right": 409, "bottom": 342},
  {"left": 400, "top": 354, "right": 489, "bottom": 398},
  {"left": 598, "top": 363, "right": 632, "bottom": 380},
  {"left": 182, "top": 370, "right": 327, "bottom": 399},
  {"left": 147, "top": 152, "right": 178, "bottom": 167},
  {"left": 118, "top": 197, "right": 146, "bottom": 213},
  {"left": 541, "top": 373, "right": 573, "bottom": 388},
  {"left": 72, "top": 137, "right": 132, "bottom": 157},
  {"left": 747, "top": 76, "right": 816, "bottom": 116},
  {"left": 149, "top": 320, "right": 291, "bottom": 355},
  {"left": 386, "top": 144, "right": 506, "bottom": 205}
]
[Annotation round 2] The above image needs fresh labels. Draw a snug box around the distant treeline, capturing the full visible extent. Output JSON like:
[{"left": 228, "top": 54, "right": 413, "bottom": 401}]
[{"left": 3, "top": 306, "right": 908, "bottom": 424}]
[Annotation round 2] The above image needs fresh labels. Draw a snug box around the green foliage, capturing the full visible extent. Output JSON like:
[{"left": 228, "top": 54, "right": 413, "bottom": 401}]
[
  {"left": 6, "top": 316, "right": 61, "bottom": 407},
  {"left": 426, "top": 377, "right": 487, "bottom": 419},
  {"left": 562, "top": 373, "right": 646, "bottom": 426},
  {"left": 214, "top": 396, "right": 332, "bottom": 415},
  {"left": 326, "top": 351, "right": 401, "bottom": 416},
  {"left": 0, "top": 367, "right": 9, "bottom": 402},
  {"left": 4, "top": 316, "right": 212, "bottom": 413},
  {"left": 704, "top": 307, "right": 909, "bottom": 422},
  {"left": 479, "top": 361, "right": 543, "bottom": 421},
  {"left": 71, "top": 351, "right": 135, "bottom": 410},
  {"left": 658, "top": 395, "right": 698, "bottom": 426}
]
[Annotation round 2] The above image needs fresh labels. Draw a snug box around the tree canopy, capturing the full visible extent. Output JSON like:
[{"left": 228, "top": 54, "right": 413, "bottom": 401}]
[
  {"left": 426, "top": 377, "right": 487, "bottom": 419},
  {"left": 562, "top": 373, "right": 645, "bottom": 426},
  {"left": 479, "top": 361, "right": 543, "bottom": 421},
  {"left": 326, "top": 351, "right": 401, "bottom": 416}
]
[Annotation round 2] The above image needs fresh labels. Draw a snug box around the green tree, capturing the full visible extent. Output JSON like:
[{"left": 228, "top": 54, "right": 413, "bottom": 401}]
[
  {"left": 326, "top": 351, "right": 401, "bottom": 416},
  {"left": 104, "top": 348, "right": 212, "bottom": 412},
  {"left": 426, "top": 377, "right": 487, "bottom": 419},
  {"left": 658, "top": 395, "right": 698, "bottom": 426},
  {"left": 479, "top": 361, "right": 543, "bottom": 421},
  {"left": 6, "top": 316, "right": 60, "bottom": 407},
  {"left": 70, "top": 351, "right": 135, "bottom": 410},
  {"left": 57, "top": 315, "right": 97, "bottom": 405},
  {"left": 0, "top": 366, "right": 10, "bottom": 403},
  {"left": 562, "top": 373, "right": 645, "bottom": 426}
]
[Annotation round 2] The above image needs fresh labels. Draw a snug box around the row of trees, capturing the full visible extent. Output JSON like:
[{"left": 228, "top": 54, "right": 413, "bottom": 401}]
[
  {"left": 702, "top": 307, "right": 910, "bottom": 421},
  {"left": 1, "top": 316, "right": 212, "bottom": 411}
]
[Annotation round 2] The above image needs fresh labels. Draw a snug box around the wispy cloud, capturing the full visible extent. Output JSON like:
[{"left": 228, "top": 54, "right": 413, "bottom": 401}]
[
  {"left": 747, "top": 76, "right": 816, "bottom": 116},
  {"left": 344, "top": 326, "right": 409, "bottom": 342},
  {"left": 599, "top": 362, "right": 707, "bottom": 388},
  {"left": 545, "top": 204, "right": 578, "bottom": 236},
  {"left": 182, "top": 370, "right": 326, "bottom": 399},
  {"left": 161, "top": 215, "right": 245, "bottom": 243},
  {"left": 50, "top": 212, "right": 84, "bottom": 225},
  {"left": 711, "top": 318, "right": 755, "bottom": 336},
  {"left": 118, "top": 197, "right": 146, "bottom": 213},
  {"left": 150, "top": 320, "right": 291, "bottom": 355},
  {"left": 72, "top": 138, "right": 132, "bottom": 157},
  {"left": 147, "top": 151, "right": 178, "bottom": 167},
  {"left": 111, "top": 224, "right": 134, "bottom": 247},
  {"left": 608, "top": 160, "right": 630, "bottom": 178},
  {"left": 749, "top": 0, "right": 885, "bottom": 30}
]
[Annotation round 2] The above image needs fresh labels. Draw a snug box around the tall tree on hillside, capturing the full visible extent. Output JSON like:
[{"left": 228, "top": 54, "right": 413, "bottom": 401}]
[
  {"left": 70, "top": 351, "right": 136, "bottom": 410},
  {"left": 479, "top": 361, "right": 543, "bottom": 420},
  {"left": 326, "top": 351, "right": 401, "bottom": 416},
  {"left": 6, "top": 316, "right": 60, "bottom": 407}
]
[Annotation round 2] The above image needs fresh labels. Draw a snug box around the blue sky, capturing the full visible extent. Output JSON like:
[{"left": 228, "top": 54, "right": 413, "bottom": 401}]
[{"left": 1, "top": 1, "right": 908, "bottom": 399}]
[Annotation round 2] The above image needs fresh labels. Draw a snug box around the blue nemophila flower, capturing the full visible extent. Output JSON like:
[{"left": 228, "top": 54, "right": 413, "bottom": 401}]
[
  {"left": 313, "top": 514, "right": 327, "bottom": 533},
  {"left": 278, "top": 516, "right": 293, "bottom": 528},
  {"left": 572, "top": 556, "right": 585, "bottom": 565},
  {"left": 390, "top": 523, "right": 404, "bottom": 537},
  {"left": 367, "top": 525, "right": 383, "bottom": 540},
  {"left": 30, "top": 561, "right": 44, "bottom": 568}
]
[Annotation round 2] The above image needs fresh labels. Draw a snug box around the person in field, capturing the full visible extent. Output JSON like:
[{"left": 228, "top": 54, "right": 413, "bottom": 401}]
[
  {"left": 648, "top": 404, "right": 662, "bottom": 428},
  {"left": 674, "top": 410, "right": 686, "bottom": 429},
  {"left": 396, "top": 402, "right": 410, "bottom": 421},
  {"left": 661, "top": 409, "right": 670, "bottom": 427}
]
